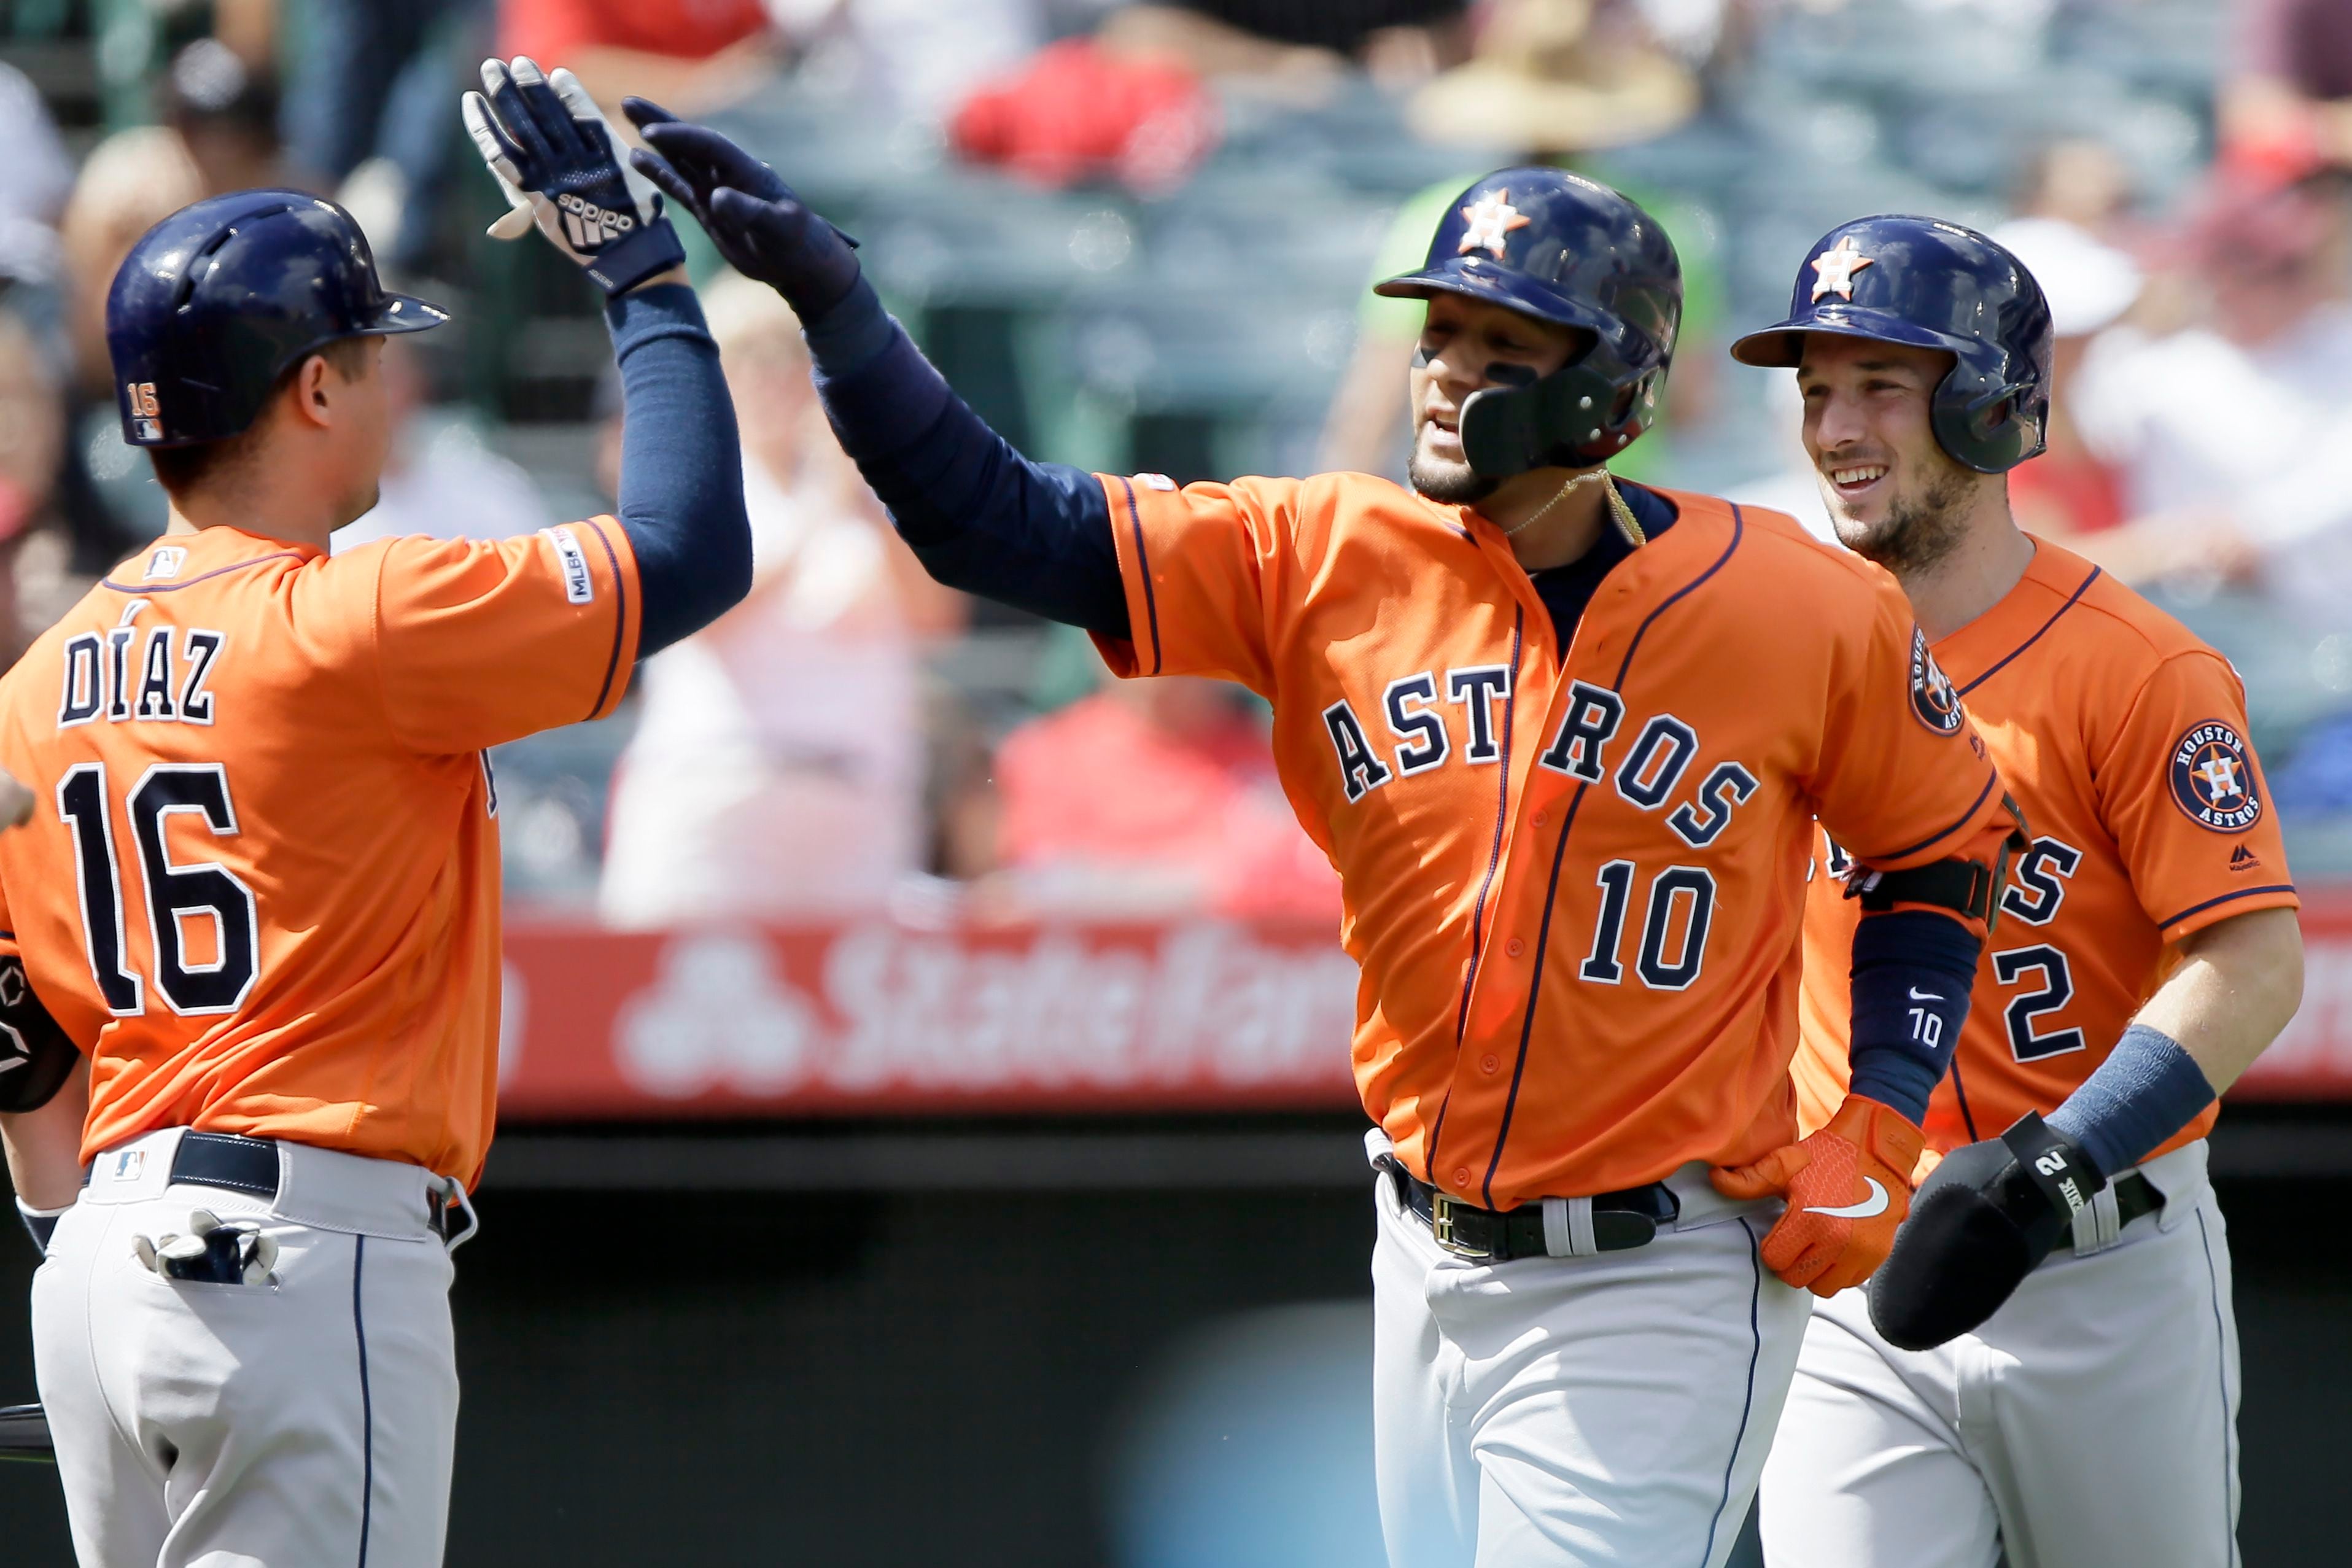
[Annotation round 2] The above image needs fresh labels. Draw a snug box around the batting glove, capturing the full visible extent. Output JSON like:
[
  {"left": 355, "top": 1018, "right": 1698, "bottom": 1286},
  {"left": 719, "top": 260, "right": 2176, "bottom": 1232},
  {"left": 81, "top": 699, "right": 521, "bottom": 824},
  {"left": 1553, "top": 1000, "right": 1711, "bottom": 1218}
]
[
  {"left": 620, "top": 98, "right": 861, "bottom": 318},
  {"left": 1712, "top": 1094, "right": 1925, "bottom": 1297},
  {"left": 1867, "top": 1111, "right": 2105, "bottom": 1350},
  {"left": 0, "top": 767, "right": 31, "bottom": 829},
  {"left": 462, "top": 57, "right": 686, "bottom": 296}
]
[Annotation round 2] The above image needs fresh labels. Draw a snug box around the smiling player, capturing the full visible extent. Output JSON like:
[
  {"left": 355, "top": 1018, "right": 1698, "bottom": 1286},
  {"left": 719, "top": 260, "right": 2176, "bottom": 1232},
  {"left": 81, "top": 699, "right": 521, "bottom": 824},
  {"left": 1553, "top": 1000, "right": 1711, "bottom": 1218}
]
[
  {"left": 619, "top": 110, "right": 2021, "bottom": 1567},
  {"left": 1735, "top": 216, "right": 2305, "bottom": 1568}
]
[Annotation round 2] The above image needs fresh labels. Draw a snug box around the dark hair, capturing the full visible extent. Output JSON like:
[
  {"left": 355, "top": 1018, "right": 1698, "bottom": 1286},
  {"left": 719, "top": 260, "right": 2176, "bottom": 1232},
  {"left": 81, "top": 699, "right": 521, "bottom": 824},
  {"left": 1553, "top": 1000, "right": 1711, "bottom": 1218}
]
[{"left": 147, "top": 336, "right": 374, "bottom": 499}]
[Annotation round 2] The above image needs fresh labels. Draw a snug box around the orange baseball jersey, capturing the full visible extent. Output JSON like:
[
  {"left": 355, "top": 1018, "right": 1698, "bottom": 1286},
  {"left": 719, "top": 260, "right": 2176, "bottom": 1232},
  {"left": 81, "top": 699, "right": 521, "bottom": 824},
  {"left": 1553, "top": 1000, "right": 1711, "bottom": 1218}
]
[
  {"left": 1090, "top": 470, "right": 2015, "bottom": 1208},
  {"left": 0, "top": 520, "right": 641, "bottom": 1187},
  {"left": 1796, "top": 538, "right": 2297, "bottom": 1160}
]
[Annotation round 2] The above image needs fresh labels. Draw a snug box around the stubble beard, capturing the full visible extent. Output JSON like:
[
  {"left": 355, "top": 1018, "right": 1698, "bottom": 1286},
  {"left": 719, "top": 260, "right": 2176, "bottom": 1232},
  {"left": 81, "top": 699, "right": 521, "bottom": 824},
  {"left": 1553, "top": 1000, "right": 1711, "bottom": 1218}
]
[
  {"left": 1408, "top": 426, "right": 1499, "bottom": 506},
  {"left": 1832, "top": 456, "right": 1974, "bottom": 577}
]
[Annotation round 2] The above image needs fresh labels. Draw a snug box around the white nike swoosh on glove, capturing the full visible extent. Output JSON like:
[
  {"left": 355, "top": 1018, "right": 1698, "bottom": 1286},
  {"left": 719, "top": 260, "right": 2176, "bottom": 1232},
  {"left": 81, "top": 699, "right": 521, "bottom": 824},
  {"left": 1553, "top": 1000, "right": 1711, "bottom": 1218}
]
[{"left": 1804, "top": 1178, "right": 1890, "bottom": 1219}]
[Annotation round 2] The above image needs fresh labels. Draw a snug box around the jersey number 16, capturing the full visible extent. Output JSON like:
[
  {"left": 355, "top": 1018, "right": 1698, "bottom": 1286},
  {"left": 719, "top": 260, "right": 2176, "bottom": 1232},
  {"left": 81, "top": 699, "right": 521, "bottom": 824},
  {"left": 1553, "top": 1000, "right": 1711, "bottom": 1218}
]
[{"left": 58, "top": 761, "right": 259, "bottom": 1017}]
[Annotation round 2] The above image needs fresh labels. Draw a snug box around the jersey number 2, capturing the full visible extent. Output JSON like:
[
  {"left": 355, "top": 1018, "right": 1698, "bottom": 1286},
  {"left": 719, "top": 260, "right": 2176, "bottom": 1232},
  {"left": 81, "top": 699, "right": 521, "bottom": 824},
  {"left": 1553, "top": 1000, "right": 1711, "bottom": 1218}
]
[{"left": 58, "top": 762, "right": 259, "bottom": 1017}]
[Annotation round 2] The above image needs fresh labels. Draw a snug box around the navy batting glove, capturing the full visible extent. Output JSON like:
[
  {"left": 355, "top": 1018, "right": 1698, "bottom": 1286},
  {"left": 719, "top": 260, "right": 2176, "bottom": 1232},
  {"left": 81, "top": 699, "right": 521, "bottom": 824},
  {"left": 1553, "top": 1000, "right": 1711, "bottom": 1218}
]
[
  {"left": 463, "top": 57, "right": 686, "bottom": 295},
  {"left": 623, "top": 98, "right": 861, "bottom": 319},
  {"left": 1866, "top": 1111, "right": 2106, "bottom": 1350}
]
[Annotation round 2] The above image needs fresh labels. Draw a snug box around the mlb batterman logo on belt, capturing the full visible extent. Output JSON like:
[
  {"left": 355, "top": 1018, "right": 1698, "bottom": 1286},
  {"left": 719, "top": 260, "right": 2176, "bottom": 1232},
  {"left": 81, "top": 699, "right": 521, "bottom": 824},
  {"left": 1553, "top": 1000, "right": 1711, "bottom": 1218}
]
[{"left": 2170, "top": 718, "right": 2262, "bottom": 831}]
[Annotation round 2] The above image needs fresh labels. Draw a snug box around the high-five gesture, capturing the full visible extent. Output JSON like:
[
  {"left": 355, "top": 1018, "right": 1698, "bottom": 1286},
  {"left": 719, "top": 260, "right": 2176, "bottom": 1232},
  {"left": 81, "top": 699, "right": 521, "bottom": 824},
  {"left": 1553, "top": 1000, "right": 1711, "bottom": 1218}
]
[
  {"left": 621, "top": 98, "right": 861, "bottom": 317},
  {"left": 463, "top": 57, "right": 685, "bottom": 295}
]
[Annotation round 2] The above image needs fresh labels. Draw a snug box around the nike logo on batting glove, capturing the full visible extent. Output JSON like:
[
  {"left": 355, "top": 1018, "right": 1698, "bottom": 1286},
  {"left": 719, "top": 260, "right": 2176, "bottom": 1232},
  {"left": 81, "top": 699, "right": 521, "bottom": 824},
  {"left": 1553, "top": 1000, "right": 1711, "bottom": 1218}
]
[{"left": 1804, "top": 1177, "right": 1890, "bottom": 1219}]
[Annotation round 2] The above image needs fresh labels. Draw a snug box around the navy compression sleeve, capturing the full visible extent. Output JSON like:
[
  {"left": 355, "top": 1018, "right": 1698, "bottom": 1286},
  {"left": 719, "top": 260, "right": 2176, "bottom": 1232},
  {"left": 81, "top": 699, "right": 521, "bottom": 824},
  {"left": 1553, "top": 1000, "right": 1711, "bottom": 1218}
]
[
  {"left": 606, "top": 283, "right": 752, "bottom": 656},
  {"left": 803, "top": 276, "right": 1130, "bottom": 638},
  {"left": 1846, "top": 910, "right": 1983, "bottom": 1124}
]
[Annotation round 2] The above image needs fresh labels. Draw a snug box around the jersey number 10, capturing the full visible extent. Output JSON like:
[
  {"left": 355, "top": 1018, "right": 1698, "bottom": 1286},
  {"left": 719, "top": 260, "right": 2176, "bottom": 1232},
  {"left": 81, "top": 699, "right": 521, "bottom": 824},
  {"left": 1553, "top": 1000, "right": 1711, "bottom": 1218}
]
[{"left": 58, "top": 761, "right": 259, "bottom": 1017}]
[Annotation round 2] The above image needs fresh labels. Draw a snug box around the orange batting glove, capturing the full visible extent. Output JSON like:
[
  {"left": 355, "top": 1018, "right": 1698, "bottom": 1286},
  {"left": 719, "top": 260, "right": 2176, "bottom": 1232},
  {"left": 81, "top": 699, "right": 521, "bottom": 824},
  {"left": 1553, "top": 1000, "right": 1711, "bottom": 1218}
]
[{"left": 1710, "top": 1095, "right": 1926, "bottom": 1297}]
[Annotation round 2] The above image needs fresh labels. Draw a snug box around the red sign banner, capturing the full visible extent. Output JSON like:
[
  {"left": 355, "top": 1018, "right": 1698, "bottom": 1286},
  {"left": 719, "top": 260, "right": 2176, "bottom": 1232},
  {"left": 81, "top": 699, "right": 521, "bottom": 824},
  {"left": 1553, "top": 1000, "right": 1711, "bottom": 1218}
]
[{"left": 494, "top": 898, "right": 2352, "bottom": 1119}]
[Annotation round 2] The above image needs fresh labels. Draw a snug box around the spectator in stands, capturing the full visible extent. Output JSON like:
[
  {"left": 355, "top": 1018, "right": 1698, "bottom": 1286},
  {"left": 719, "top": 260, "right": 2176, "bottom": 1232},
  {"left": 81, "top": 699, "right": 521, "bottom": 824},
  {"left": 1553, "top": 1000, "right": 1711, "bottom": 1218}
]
[
  {"left": 599, "top": 274, "right": 961, "bottom": 926},
  {"left": 333, "top": 336, "right": 555, "bottom": 549},
  {"left": 0, "top": 61, "right": 72, "bottom": 289},
  {"left": 284, "top": 0, "right": 487, "bottom": 278},
  {"left": 0, "top": 309, "right": 63, "bottom": 669},
  {"left": 2068, "top": 173, "right": 2352, "bottom": 628},
  {"left": 1099, "top": 0, "right": 1470, "bottom": 95},
  {"left": 979, "top": 671, "right": 1341, "bottom": 922},
  {"left": 499, "top": 0, "right": 785, "bottom": 115},
  {"left": 161, "top": 37, "right": 286, "bottom": 198},
  {"left": 1991, "top": 215, "right": 2142, "bottom": 541},
  {"left": 54, "top": 126, "right": 205, "bottom": 570},
  {"left": 2224, "top": 0, "right": 2352, "bottom": 177},
  {"left": 1316, "top": 0, "right": 1708, "bottom": 483}
]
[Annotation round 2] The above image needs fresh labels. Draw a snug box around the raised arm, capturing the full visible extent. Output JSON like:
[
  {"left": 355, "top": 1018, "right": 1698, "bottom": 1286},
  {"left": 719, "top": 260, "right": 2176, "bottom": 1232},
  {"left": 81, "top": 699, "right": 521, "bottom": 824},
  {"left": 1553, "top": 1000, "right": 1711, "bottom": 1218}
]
[{"left": 621, "top": 101, "right": 1130, "bottom": 638}]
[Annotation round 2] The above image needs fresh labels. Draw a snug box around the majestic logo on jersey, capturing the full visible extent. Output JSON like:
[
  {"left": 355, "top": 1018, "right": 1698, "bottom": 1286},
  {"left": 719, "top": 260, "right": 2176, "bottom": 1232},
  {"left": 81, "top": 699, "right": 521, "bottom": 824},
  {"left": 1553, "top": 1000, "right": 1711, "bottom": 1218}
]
[
  {"left": 2170, "top": 719, "right": 2262, "bottom": 832},
  {"left": 1810, "top": 236, "right": 1875, "bottom": 301},
  {"left": 142, "top": 546, "right": 188, "bottom": 581},
  {"left": 125, "top": 380, "right": 163, "bottom": 443},
  {"left": 1908, "top": 629, "right": 1963, "bottom": 735},
  {"left": 1457, "top": 192, "right": 1531, "bottom": 260}
]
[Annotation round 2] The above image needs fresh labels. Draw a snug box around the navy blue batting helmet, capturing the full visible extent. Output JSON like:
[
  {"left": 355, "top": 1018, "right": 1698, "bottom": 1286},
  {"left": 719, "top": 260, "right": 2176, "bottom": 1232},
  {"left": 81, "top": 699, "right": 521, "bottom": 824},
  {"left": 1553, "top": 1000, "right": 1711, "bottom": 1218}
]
[
  {"left": 1731, "top": 215, "right": 2053, "bottom": 474},
  {"left": 1375, "top": 167, "right": 1682, "bottom": 477},
  {"left": 106, "top": 189, "right": 448, "bottom": 448}
]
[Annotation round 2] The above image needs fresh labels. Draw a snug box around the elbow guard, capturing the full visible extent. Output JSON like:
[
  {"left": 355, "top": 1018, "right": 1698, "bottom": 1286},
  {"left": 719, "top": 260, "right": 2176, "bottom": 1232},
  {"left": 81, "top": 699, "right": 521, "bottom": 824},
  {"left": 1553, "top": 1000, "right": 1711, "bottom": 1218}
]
[
  {"left": 1845, "top": 799, "right": 2029, "bottom": 930},
  {"left": 0, "top": 958, "right": 77, "bottom": 1114}
]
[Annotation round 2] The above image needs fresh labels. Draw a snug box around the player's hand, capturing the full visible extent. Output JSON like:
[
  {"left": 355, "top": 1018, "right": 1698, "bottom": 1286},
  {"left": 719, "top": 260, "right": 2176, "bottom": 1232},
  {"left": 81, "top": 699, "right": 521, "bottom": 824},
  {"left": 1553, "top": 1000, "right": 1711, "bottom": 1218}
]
[
  {"left": 620, "top": 98, "right": 861, "bottom": 317},
  {"left": 1712, "top": 1094, "right": 1925, "bottom": 1297},
  {"left": 0, "top": 768, "right": 31, "bottom": 829},
  {"left": 1867, "top": 1111, "right": 2106, "bottom": 1350},
  {"left": 462, "top": 57, "right": 686, "bottom": 295}
]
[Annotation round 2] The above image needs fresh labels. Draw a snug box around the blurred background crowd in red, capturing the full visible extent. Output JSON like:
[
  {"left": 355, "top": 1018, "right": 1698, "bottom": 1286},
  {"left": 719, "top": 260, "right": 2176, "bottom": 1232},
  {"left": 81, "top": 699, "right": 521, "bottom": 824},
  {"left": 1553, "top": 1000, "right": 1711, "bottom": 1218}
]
[{"left": 10, "top": 0, "right": 2352, "bottom": 928}]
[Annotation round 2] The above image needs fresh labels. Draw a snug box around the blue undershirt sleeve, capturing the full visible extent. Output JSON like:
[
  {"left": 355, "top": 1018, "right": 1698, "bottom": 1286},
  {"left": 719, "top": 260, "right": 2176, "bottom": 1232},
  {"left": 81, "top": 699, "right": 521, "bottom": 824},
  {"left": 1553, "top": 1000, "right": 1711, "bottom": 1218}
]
[
  {"left": 1846, "top": 909, "right": 1983, "bottom": 1125},
  {"left": 606, "top": 283, "right": 753, "bottom": 656},
  {"left": 802, "top": 275, "right": 1130, "bottom": 638}
]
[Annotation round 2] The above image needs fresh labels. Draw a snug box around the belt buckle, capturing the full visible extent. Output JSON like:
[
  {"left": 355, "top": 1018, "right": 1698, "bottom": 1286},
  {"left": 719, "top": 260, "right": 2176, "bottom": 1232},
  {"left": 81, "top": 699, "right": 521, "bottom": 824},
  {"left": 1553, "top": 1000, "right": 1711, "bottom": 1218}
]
[{"left": 1428, "top": 1192, "right": 1482, "bottom": 1259}]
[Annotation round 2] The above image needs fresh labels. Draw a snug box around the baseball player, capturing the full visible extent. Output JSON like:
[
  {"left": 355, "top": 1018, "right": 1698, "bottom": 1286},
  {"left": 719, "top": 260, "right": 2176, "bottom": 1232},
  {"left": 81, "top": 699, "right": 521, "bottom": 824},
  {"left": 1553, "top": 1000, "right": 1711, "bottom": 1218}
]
[
  {"left": 1733, "top": 217, "right": 2305, "bottom": 1568},
  {"left": 621, "top": 107, "right": 2024, "bottom": 1566},
  {"left": 0, "top": 58, "right": 750, "bottom": 1566}
]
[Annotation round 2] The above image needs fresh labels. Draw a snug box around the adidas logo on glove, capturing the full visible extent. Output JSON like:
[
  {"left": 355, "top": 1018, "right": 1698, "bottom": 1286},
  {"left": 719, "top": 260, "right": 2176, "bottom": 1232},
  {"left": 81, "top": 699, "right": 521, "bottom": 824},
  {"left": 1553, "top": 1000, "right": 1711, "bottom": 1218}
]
[{"left": 557, "top": 192, "right": 635, "bottom": 250}]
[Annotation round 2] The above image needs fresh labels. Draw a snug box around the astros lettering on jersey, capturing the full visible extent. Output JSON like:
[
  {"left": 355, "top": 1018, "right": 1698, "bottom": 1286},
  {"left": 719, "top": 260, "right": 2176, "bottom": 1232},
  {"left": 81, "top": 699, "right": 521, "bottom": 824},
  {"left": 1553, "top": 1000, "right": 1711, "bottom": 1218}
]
[
  {"left": 0, "top": 521, "right": 642, "bottom": 1188},
  {"left": 1796, "top": 538, "right": 2298, "bottom": 1156},
  {"left": 1092, "top": 470, "right": 2017, "bottom": 1208}
]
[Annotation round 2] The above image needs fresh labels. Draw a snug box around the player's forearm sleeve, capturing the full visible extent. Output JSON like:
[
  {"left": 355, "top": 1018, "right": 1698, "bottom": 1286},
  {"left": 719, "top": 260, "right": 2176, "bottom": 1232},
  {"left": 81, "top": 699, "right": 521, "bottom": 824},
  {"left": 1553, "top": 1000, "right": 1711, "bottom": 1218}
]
[
  {"left": 1846, "top": 910, "right": 1982, "bottom": 1124},
  {"left": 2047, "top": 1025, "right": 2216, "bottom": 1179},
  {"left": 803, "top": 276, "right": 1130, "bottom": 637},
  {"left": 607, "top": 282, "right": 752, "bottom": 656}
]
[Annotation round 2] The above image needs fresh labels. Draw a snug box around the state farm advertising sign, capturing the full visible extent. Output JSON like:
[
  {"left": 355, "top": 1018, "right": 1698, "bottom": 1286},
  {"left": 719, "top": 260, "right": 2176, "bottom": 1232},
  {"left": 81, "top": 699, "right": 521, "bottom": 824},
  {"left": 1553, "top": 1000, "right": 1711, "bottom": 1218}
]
[
  {"left": 495, "top": 920, "right": 1365, "bottom": 1117},
  {"left": 492, "top": 899, "right": 2352, "bottom": 1119}
]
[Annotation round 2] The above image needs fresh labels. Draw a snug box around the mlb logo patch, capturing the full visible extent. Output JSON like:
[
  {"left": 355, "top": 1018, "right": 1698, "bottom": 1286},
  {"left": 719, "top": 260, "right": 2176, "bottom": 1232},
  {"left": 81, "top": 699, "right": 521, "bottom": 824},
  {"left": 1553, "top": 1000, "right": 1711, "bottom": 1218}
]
[
  {"left": 144, "top": 546, "right": 188, "bottom": 581},
  {"left": 106, "top": 1149, "right": 146, "bottom": 1182},
  {"left": 541, "top": 526, "right": 596, "bottom": 605}
]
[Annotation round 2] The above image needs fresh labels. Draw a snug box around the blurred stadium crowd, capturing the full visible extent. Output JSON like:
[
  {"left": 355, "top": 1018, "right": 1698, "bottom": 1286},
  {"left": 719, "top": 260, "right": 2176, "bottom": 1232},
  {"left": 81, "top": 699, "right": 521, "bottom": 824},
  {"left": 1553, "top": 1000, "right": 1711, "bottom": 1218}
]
[{"left": 4, "top": 0, "right": 2352, "bottom": 922}]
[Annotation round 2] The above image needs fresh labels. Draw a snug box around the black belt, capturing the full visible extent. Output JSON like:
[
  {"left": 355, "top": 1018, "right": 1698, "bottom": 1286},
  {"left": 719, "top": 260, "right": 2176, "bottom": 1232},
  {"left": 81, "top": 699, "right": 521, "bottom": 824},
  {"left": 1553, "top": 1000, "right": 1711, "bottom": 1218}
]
[
  {"left": 84, "top": 1131, "right": 279, "bottom": 1198},
  {"left": 83, "top": 1133, "right": 473, "bottom": 1244},
  {"left": 1381, "top": 1156, "right": 1679, "bottom": 1261},
  {"left": 2112, "top": 1171, "right": 2162, "bottom": 1230}
]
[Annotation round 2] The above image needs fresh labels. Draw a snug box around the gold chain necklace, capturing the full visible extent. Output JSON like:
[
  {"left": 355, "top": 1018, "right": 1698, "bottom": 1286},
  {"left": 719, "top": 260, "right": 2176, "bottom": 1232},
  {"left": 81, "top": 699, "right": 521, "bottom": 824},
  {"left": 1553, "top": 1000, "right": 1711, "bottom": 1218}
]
[{"left": 1499, "top": 468, "right": 1647, "bottom": 546}]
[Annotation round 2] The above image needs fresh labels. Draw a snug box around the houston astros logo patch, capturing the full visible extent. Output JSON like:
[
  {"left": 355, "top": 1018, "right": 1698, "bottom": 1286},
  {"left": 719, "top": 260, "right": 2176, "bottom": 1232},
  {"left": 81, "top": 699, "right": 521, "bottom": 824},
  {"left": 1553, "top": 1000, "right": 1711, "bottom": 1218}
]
[
  {"left": 1908, "top": 629, "right": 1963, "bottom": 735},
  {"left": 1457, "top": 192, "right": 1531, "bottom": 259},
  {"left": 2171, "top": 719, "right": 2262, "bottom": 831},
  {"left": 1811, "top": 236, "right": 1875, "bottom": 301}
]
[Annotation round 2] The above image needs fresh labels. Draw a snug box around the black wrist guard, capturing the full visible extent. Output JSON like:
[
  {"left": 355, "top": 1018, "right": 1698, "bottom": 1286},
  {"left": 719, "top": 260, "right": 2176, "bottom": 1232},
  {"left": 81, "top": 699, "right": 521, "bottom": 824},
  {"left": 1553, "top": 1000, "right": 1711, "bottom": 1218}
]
[{"left": 0, "top": 958, "right": 76, "bottom": 1114}]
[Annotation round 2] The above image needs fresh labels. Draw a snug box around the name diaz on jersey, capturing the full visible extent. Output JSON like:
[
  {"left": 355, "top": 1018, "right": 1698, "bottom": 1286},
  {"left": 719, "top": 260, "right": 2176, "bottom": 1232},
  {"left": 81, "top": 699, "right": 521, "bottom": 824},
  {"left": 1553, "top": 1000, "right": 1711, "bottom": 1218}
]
[{"left": 56, "top": 607, "right": 225, "bottom": 729}]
